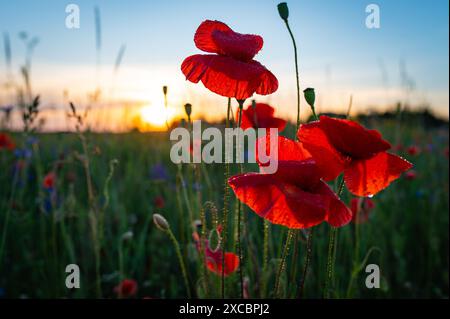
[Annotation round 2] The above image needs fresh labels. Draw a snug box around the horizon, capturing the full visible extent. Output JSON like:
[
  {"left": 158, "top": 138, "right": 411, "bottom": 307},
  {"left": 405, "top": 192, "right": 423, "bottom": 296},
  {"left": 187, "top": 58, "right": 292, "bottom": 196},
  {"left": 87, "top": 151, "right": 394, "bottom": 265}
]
[{"left": 0, "top": 0, "right": 449, "bottom": 131}]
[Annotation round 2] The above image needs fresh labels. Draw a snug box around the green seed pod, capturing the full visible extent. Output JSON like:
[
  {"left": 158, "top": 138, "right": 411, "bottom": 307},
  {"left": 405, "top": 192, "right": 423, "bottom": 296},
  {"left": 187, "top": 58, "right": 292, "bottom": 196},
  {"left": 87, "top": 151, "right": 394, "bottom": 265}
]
[
  {"left": 153, "top": 213, "right": 169, "bottom": 231},
  {"left": 277, "top": 2, "right": 289, "bottom": 21},
  {"left": 303, "top": 88, "right": 315, "bottom": 108},
  {"left": 184, "top": 103, "right": 192, "bottom": 117}
]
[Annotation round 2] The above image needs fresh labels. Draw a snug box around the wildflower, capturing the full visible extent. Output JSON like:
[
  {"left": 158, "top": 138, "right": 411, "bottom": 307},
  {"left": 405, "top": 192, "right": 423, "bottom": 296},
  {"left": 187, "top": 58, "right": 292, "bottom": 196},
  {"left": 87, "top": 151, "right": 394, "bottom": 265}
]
[
  {"left": 351, "top": 198, "right": 375, "bottom": 224},
  {"left": 407, "top": 145, "right": 420, "bottom": 156},
  {"left": 236, "top": 103, "right": 286, "bottom": 131},
  {"left": 149, "top": 163, "right": 169, "bottom": 181},
  {"left": 181, "top": 20, "right": 278, "bottom": 99},
  {"left": 405, "top": 170, "right": 417, "bottom": 181},
  {"left": 0, "top": 133, "right": 15, "bottom": 151},
  {"left": 192, "top": 231, "right": 239, "bottom": 276},
  {"left": 153, "top": 196, "right": 165, "bottom": 209},
  {"left": 43, "top": 172, "right": 56, "bottom": 189},
  {"left": 114, "top": 279, "right": 138, "bottom": 298},
  {"left": 297, "top": 116, "right": 412, "bottom": 197},
  {"left": 228, "top": 136, "right": 352, "bottom": 228}
]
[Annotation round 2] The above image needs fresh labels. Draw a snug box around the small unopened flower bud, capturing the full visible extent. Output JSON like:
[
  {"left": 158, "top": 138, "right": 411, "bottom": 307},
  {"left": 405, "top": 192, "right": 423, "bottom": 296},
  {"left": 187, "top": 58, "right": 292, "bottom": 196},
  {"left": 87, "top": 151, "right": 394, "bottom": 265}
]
[
  {"left": 162, "top": 86, "right": 168, "bottom": 95},
  {"left": 184, "top": 103, "right": 192, "bottom": 117},
  {"left": 153, "top": 213, "right": 169, "bottom": 231},
  {"left": 277, "top": 2, "right": 289, "bottom": 21},
  {"left": 121, "top": 231, "right": 134, "bottom": 241},
  {"left": 303, "top": 88, "right": 315, "bottom": 108},
  {"left": 208, "top": 228, "right": 221, "bottom": 252}
]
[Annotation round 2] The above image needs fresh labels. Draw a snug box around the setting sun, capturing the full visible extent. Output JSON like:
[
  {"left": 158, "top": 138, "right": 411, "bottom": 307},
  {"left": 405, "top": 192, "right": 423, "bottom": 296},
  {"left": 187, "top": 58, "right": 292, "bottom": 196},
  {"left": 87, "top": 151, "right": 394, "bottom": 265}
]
[{"left": 140, "top": 104, "right": 175, "bottom": 129}]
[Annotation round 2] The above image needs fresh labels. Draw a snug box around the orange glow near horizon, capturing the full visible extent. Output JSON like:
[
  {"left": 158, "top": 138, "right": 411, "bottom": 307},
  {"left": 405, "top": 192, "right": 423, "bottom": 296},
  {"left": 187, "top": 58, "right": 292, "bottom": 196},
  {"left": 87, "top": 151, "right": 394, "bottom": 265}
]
[{"left": 136, "top": 104, "right": 177, "bottom": 131}]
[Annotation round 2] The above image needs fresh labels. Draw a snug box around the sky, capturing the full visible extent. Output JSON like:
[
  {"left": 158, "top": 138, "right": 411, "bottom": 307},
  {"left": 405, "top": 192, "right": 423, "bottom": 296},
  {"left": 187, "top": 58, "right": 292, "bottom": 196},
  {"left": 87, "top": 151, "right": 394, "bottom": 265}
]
[{"left": 0, "top": 0, "right": 448, "bottom": 131}]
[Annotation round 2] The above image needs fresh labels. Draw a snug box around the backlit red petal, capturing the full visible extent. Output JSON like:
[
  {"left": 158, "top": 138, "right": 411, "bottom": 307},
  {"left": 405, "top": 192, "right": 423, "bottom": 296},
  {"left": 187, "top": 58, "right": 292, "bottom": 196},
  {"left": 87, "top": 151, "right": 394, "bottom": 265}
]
[
  {"left": 314, "top": 181, "right": 352, "bottom": 227},
  {"left": 319, "top": 116, "right": 391, "bottom": 159},
  {"left": 344, "top": 152, "right": 413, "bottom": 196},
  {"left": 256, "top": 135, "right": 311, "bottom": 166},
  {"left": 181, "top": 54, "right": 277, "bottom": 99},
  {"left": 297, "top": 121, "right": 347, "bottom": 181},
  {"left": 228, "top": 173, "right": 326, "bottom": 228},
  {"left": 194, "top": 20, "right": 263, "bottom": 61}
]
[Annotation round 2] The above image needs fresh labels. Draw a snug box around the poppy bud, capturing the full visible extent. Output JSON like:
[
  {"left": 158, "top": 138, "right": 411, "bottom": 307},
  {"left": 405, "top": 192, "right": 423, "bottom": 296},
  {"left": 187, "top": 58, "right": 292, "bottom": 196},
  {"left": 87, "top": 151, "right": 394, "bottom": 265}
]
[
  {"left": 162, "top": 86, "right": 168, "bottom": 95},
  {"left": 208, "top": 228, "right": 221, "bottom": 252},
  {"left": 121, "top": 231, "right": 134, "bottom": 241},
  {"left": 277, "top": 2, "right": 289, "bottom": 21},
  {"left": 184, "top": 103, "right": 192, "bottom": 117},
  {"left": 153, "top": 213, "right": 169, "bottom": 231},
  {"left": 303, "top": 88, "right": 315, "bottom": 108}
]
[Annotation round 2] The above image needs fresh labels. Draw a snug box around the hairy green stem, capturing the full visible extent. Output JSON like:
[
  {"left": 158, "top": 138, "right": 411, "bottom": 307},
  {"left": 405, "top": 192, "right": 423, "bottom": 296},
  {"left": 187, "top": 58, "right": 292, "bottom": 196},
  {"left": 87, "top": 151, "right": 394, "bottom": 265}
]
[
  {"left": 221, "top": 97, "right": 232, "bottom": 298},
  {"left": 274, "top": 229, "right": 294, "bottom": 298},
  {"left": 283, "top": 19, "right": 301, "bottom": 130},
  {"left": 324, "top": 178, "right": 345, "bottom": 298},
  {"left": 298, "top": 228, "right": 314, "bottom": 298},
  {"left": 167, "top": 229, "right": 191, "bottom": 298}
]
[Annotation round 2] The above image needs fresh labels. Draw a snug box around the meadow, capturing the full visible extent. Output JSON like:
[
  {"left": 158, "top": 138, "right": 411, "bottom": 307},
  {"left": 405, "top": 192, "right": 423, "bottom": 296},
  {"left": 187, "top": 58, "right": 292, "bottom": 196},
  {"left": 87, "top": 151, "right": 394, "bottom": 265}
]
[
  {"left": 0, "top": 2, "right": 448, "bottom": 300},
  {"left": 0, "top": 112, "right": 448, "bottom": 298}
]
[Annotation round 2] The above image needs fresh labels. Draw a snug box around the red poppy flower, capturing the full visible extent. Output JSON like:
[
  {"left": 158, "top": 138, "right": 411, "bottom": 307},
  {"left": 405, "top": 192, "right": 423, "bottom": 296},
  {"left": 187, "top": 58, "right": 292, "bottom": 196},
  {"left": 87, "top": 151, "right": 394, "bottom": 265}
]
[
  {"left": 0, "top": 133, "right": 15, "bottom": 151},
  {"left": 192, "top": 231, "right": 239, "bottom": 276},
  {"left": 407, "top": 145, "right": 420, "bottom": 156},
  {"left": 236, "top": 103, "right": 286, "bottom": 131},
  {"left": 181, "top": 20, "right": 278, "bottom": 100},
  {"left": 43, "top": 172, "right": 56, "bottom": 189},
  {"left": 404, "top": 170, "right": 417, "bottom": 181},
  {"left": 297, "top": 116, "right": 412, "bottom": 197},
  {"left": 351, "top": 198, "right": 375, "bottom": 224},
  {"left": 153, "top": 196, "right": 165, "bottom": 209},
  {"left": 114, "top": 279, "right": 138, "bottom": 298},
  {"left": 228, "top": 136, "right": 352, "bottom": 229}
]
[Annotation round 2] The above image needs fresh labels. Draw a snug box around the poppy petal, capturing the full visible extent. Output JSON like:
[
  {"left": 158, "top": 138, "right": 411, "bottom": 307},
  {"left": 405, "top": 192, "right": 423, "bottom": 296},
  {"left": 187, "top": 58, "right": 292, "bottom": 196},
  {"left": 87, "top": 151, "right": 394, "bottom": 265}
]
[
  {"left": 181, "top": 54, "right": 278, "bottom": 99},
  {"left": 344, "top": 152, "right": 413, "bottom": 196},
  {"left": 297, "top": 121, "right": 347, "bottom": 181},
  {"left": 194, "top": 20, "right": 263, "bottom": 61},
  {"left": 228, "top": 173, "right": 327, "bottom": 228},
  {"left": 237, "top": 103, "right": 286, "bottom": 132},
  {"left": 314, "top": 181, "right": 353, "bottom": 227},
  {"left": 256, "top": 135, "right": 311, "bottom": 166},
  {"left": 319, "top": 116, "right": 391, "bottom": 159},
  {"left": 206, "top": 252, "right": 239, "bottom": 276}
]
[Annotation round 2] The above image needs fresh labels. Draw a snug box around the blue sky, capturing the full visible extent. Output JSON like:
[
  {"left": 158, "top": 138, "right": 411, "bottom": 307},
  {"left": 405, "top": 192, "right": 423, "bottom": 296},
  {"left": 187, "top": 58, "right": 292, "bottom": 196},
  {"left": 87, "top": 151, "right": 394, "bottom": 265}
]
[{"left": 0, "top": 0, "right": 448, "bottom": 129}]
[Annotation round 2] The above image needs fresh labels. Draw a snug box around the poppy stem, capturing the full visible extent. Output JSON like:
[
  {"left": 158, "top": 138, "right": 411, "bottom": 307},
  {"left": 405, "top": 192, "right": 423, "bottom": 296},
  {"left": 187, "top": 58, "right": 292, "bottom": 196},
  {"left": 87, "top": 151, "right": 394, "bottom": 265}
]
[
  {"left": 298, "top": 227, "right": 314, "bottom": 298},
  {"left": 221, "top": 98, "right": 232, "bottom": 298},
  {"left": 274, "top": 228, "right": 294, "bottom": 298},
  {"left": 167, "top": 228, "right": 191, "bottom": 298},
  {"left": 236, "top": 99, "right": 245, "bottom": 298},
  {"left": 282, "top": 19, "right": 301, "bottom": 131},
  {"left": 262, "top": 219, "right": 270, "bottom": 297},
  {"left": 324, "top": 178, "right": 345, "bottom": 298}
]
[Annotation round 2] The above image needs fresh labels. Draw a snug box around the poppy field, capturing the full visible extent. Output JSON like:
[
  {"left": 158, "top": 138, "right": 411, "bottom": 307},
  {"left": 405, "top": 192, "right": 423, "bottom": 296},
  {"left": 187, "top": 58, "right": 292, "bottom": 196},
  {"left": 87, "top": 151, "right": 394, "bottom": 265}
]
[{"left": 0, "top": 2, "right": 449, "bottom": 300}]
